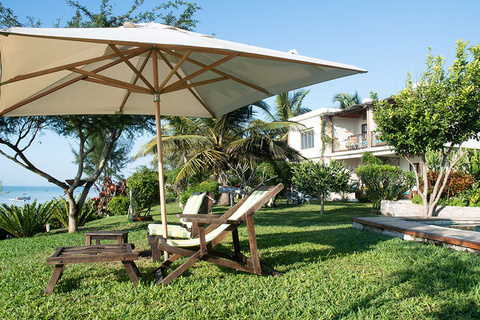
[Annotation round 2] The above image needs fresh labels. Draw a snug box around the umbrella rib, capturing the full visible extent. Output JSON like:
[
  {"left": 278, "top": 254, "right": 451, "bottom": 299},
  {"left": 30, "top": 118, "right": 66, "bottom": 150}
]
[
  {"left": 109, "top": 44, "right": 155, "bottom": 92},
  {"left": 158, "top": 49, "right": 192, "bottom": 91},
  {"left": 119, "top": 50, "right": 153, "bottom": 113},
  {"left": 161, "top": 54, "right": 237, "bottom": 94},
  {"left": 162, "top": 48, "right": 271, "bottom": 95},
  {"left": 69, "top": 68, "right": 151, "bottom": 94},
  {"left": 157, "top": 49, "right": 215, "bottom": 117},
  {"left": 1, "top": 47, "right": 149, "bottom": 86},
  {"left": 162, "top": 76, "right": 228, "bottom": 93},
  {"left": 83, "top": 78, "right": 150, "bottom": 94}
]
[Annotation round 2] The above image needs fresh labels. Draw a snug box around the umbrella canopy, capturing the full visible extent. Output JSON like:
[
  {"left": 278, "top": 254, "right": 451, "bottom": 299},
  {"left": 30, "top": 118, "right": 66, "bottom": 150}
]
[{"left": 0, "top": 22, "right": 366, "bottom": 246}]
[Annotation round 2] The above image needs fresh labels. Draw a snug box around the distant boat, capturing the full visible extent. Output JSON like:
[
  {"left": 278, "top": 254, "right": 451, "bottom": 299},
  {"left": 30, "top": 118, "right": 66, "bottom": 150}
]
[
  {"left": 9, "top": 189, "right": 30, "bottom": 202},
  {"left": 15, "top": 196, "right": 31, "bottom": 201}
]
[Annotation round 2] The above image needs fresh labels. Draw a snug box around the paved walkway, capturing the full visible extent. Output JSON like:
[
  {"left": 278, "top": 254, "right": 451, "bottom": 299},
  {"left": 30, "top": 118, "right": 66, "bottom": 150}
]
[{"left": 352, "top": 216, "right": 480, "bottom": 251}]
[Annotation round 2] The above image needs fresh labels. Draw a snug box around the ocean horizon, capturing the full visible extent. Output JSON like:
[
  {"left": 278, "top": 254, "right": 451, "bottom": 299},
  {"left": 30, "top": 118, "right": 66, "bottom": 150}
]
[{"left": 0, "top": 185, "right": 99, "bottom": 205}]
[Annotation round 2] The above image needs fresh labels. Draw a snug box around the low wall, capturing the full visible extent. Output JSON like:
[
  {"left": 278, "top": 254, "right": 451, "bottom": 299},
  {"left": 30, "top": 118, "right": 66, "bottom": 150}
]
[{"left": 381, "top": 200, "right": 480, "bottom": 219}]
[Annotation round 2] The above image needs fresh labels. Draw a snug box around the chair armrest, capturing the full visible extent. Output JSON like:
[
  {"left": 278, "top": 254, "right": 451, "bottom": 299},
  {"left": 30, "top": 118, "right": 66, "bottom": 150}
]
[{"left": 176, "top": 214, "right": 242, "bottom": 225}]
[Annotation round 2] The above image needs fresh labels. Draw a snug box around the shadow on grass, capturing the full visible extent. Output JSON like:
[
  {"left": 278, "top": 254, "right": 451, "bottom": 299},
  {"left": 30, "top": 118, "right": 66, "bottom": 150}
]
[
  {"left": 139, "top": 201, "right": 381, "bottom": 277},
  {"left": 252, "top": 226, "right": 387, "bottom": 268},
  {"left": 331, "top": 247, "right": 480, "bottom": 319}
]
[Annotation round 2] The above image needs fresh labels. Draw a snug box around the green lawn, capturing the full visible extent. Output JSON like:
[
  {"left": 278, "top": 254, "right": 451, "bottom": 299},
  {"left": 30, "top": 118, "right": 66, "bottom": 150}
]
[{"left": 1, "top": 200, "right": 480, "bottom": 319}]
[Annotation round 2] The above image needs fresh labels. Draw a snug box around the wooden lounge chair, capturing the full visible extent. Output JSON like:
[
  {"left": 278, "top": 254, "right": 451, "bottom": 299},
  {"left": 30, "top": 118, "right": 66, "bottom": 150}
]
[
  {"left": 148, "top": 191, "right": 214, "bottom": 240},
  {"left": 148, "top": 184, "right": 284, "bottom": 286}
]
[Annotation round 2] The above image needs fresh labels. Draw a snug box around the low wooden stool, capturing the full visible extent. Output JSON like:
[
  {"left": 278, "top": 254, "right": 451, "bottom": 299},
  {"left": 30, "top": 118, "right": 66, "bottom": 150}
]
[
  {"left": 85, "top": 231, "right": 129, "bottom": 245},
  {"left": 44, "top": 243, "right": 140, "bottom": 295}
]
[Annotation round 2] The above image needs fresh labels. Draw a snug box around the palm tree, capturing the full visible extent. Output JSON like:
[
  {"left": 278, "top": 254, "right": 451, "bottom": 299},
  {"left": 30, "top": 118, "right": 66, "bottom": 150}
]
[
  {"left": 136, "top": 105, "right": 303, "bottom": 204},
  {"left": 261, "top": 90, "right": 311, "bottom": 121},
  {"left": 332, "top": 91, "right": 361, "bottom": 109}
]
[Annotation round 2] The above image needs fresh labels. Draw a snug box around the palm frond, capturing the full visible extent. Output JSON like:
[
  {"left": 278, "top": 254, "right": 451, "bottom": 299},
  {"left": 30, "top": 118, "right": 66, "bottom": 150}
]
[{"left": 174, "top": 149, "right": 226, "bottom": 183}]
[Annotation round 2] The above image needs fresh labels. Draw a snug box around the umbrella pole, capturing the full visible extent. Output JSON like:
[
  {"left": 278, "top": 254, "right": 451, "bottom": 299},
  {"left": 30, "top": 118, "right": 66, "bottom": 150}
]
[{"left": 155, "top": 98, "right": 169, "bottom": 261}]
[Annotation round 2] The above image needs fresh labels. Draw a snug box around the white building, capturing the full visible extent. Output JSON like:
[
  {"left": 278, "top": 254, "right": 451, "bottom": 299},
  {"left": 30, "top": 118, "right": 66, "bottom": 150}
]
[
  {"left": 288, "top": 101, "right": 420, "bottom": 173},
  {"left": 289, "top": 100, "right": 480, "bottom": 174}
]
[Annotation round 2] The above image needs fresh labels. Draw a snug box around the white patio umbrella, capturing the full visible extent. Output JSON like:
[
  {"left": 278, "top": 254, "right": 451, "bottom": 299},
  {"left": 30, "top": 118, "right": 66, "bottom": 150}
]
[{"left": 0, "top": 22, "right": 366, "bottom": 247}]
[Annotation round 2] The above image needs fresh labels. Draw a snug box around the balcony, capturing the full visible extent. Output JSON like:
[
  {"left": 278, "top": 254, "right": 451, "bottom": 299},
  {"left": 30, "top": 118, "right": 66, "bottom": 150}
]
[
  {"left": 332, "top": 132, "right": 387, "bottom": 152},
  {"left": 371, "top": 132, "right": 387, "bottom": 147}
]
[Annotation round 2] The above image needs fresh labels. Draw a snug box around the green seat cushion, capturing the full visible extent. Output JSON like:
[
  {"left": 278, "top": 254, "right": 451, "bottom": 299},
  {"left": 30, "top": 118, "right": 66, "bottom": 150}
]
[{"left": 148, "top": 224, "right": 191, "bottom": 238}]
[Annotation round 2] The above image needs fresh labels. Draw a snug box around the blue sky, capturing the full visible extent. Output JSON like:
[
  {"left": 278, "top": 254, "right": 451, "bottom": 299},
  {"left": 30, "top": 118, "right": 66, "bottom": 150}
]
[{"left": 1, "top": 0, "right": 480, "bottom": 186}]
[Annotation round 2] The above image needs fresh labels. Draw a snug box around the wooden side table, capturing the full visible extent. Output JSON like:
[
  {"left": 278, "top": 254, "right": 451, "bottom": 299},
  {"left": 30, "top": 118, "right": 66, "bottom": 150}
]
[
  {"left": 85, "top": 231, "right": 129, "bottom": 245},
  {"left": 44, "top": 243, "right": 140, "bottom": 295}
]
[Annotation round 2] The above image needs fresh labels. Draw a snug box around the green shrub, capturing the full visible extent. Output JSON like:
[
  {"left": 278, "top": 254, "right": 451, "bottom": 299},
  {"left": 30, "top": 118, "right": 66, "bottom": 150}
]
[
  {"left": 180, "top": 180, "right": 219, "bottom": 205},
  {"left": 356, "top": 164, "right": 415, "bottom": 214},
  {"left": 108, "top": 195, "right": 130, "bottom": 216},
  {"left": 361, "top": 151, "right": 386, "bottom": 165},
  {"left": 127, "top": 166, "right": 160, "bottom": 215},
  {"left": 50, "top": 197, "right": 98, "bottom": 229},
  {"left": 0, "top": 200, "right": 54, "bottom": 237},
  {"left": 411, "top": 194, "right": 423, "bottom": 205},
  {"left": 357, "top": 195, "right": 370, "bottom": 203},
  {"left": 447, "top": 197, "right": 467, "bottom": 207}
]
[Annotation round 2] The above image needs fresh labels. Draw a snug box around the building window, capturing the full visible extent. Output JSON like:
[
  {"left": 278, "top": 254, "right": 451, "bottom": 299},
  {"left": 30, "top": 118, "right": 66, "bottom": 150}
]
[
  {"left": 361, "top": 124, "right": 367, "bottom": 134},
  {"left": 301, "top": 129, "right": 314, "bottom": 149}
]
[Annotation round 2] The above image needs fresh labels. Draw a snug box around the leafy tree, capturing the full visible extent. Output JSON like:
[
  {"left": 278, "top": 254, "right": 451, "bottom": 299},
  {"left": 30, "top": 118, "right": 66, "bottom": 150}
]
[
  {"left": 73, "top": 133, "right": 133, "bottom": 187},
  {"left": 332, "top": 91, "right": 360, "bottom": 109},
  {"left": 292, "top": 160, "right": 350, "bottom": 214},
  {"left": 0, "top": 0, "right": 200, "bottom": 232},
  {"left": 374, "top": 40, "right": 480, "bottom": 217},
  {"left": 127, "top": 166, "right": 160, "bottom": 216},
  {"left": 356, "top": 164, "right": 415, "bottom": 214}
]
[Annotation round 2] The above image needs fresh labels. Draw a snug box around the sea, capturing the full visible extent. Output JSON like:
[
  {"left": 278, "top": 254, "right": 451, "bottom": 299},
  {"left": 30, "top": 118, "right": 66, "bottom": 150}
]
[{"left": 0, "top": 185, "right": 98, "bottom": 205}]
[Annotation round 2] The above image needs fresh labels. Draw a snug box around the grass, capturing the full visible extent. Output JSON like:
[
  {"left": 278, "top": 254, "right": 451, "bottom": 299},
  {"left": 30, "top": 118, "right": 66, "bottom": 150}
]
[{"left": 1, "top": 200, "right": 480, "bottom": 319}]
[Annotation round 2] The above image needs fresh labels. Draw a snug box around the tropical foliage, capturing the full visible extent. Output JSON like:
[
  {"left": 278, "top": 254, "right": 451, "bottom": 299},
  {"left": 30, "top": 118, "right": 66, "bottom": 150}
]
[
  {"left": 91, "top": 178, "right": 128, "bottom": 216},
  {"left": 260, "top": 90, "right": 311, "bottom": 121},
  {"left": 374, "top": 40, "right": 480, "bottom": 216},
  {"left": 50, "top": 197, "right": 98, "bottom": 229},
  {"left": 332, "top": 91, "right": 360, "bottom": 109},
  {"left": 137, "top": 105, "right": 303, "bottom": 204},
  {"left": 0, "top": 200, "right": 54, "bottom": 237},
  {"left": 356, "top": 164, "right": 415, "bottom": 214}
]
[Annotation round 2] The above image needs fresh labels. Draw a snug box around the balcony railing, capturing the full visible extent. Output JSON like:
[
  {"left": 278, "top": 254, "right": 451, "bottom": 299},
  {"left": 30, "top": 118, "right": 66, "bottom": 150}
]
[
  {"left": 371, "top": 132, "right": 387, "bottom": 147},
  {"left": 332, "top": 132, "right": 387, "bottom": 152}
]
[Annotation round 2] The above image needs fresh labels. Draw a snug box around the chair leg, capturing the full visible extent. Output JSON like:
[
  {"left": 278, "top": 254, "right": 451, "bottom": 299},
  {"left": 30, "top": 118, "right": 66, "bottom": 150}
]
[
  {"left": 232, "top": 229, "right": 242, "bottom": 257},
  {"left": 158, "top": 251, "right": 201, "bottom": 286},
  {"left": 43, "top": 264, "right": 65, "bottom": 295},
  {"left": 151, "top": 241, "right": 162, "bottom": 262},
  {"left": 246, "top": 215, "right": 262, "bottom": 275},
  {"left": 153, "top": 253, "right": 182, "bottom": 283}
]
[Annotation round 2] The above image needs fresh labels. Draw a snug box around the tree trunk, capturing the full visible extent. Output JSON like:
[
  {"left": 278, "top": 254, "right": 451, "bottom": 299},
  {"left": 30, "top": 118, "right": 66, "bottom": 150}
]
[
  {"left": 217, "top": 172, "right": 230, "bottom": 206},
  {"left": 66, "top": 193, "right": 79, "bottom": 233},
  {"left": 320, "top": 196, "right": 324, "bottom": 215}
]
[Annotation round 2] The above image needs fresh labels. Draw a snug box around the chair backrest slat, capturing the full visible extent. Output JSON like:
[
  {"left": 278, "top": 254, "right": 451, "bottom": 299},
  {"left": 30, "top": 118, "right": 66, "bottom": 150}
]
[{"left": 166, "top": 184, "right": 283, "bottom": 248}]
